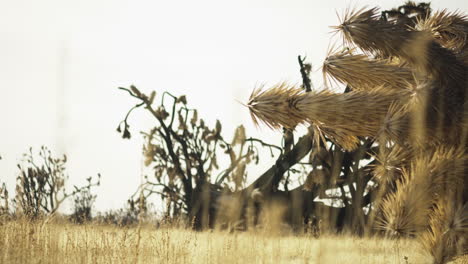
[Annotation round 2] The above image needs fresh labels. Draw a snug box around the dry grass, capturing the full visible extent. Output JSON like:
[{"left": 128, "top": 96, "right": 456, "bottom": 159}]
[{"left": 0, "top": 219, "right": 439, "bottom": 264}]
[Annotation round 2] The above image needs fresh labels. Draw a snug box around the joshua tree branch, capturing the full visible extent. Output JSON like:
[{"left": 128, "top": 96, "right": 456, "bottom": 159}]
[
  {"left": 247, "top": 127, "right": 314, "bottom": 192},
  {"left": 215, "top": 152, "right": 250, "bottom": 185},
  {"left": 119, "top": 87, "right": 194, "bottom": 206},
  {"left": 298, "top": 55, "right": 312, "bottom": 92},
  {"left": 245, "top": 137, "right": 282, "bottom": 155}
]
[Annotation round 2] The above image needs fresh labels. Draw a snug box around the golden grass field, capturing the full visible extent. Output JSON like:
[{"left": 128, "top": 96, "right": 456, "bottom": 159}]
[{"left": 3, "top": 220, "right": 466, "bottom": 264}]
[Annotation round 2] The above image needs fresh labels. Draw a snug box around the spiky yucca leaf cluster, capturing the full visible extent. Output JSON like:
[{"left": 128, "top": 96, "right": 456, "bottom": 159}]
[
  {"left": 248, "top": 84, "right": 406, "bottom": 150},
  {"left": 296, "top": 88, "right": 405, "bottom": 149},
  {"left": 420, "top": 200, "right": 468, "bottom": 264},
  {"left": 376, "top": 170, "right": 432, "bottom": 237},
  {"left": 247, "top": 83, "right": 305, "bottom": 130},
  {"left": 338, "top": 7, "right": 468, "bottom": 83},
  {"left": 416, "top": 10, "right": 468, "bottom": 52},
  {"left": 377, "top": 146, "right": 467, "bottom": 237},
  {"left": 372, "top": 144, "right": 409, "bottom": 184},
  {"left": 334, "top": 7, "right": 422, "bottom": 59},
  {"left": 249, "top": 4, "right": 466, "bottom": 148},
  {"left": 334, "top": 7, "right": 467, "bottom": 143},
  {"left": 323, "top": 49, "right": 415, "bottom": 91},
  {"left": 419, "top": 147, "right": 468, "bottom": 194}
]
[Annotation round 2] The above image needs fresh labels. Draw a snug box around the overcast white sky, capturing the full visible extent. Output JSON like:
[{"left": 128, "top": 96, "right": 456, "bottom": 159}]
[{"left": 0, "top": 0, "right": 466, "bottom": 212}]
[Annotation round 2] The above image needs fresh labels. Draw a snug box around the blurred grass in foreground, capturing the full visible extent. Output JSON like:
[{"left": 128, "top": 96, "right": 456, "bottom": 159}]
[{"left": 0, "top": 219, "right": 448, "bottom": 264}]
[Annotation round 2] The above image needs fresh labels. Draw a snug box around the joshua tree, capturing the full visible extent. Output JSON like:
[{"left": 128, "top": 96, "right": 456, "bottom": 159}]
[
  {"left": 118, "top": 3, "right": 466, "bottom": 259},
  {"left": 247, "top": 2, "right": 467, "bottom": 262},
  {"left": 117, "top": 86, "right": 285, "bottom": 228}
]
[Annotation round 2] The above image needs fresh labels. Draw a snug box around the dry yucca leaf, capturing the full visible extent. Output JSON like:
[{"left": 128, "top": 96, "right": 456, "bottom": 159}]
[
  {"left": 371, "top": 144, "right": 409, "bottom": 184},
  {"left": 332, "top": 6, "right": 464, "bottom": 82},
  {"left": 297, "top": 88, "right": 405, "bottom": 143},
  {"left": 248, "top": 84, "right": 406, "bottom": 150},
  {"left": 323, "top": 48, "right": 415, "bottom": 91},
  {"left": 333, "top": 7, "right": 414, "bottom": 58},
  {"left": 376, "top": 144, "right": 467, "bottom": 238},
  {"left": 247, "top": 83, "right": 306, "bottom": 130},
  {"left": 377, "top": 102, "right": 412, "bottom": 145},
  {"left": 415, "top": 9, "right": 468, "bottom": 52},
  {"left": 396, "top": 79, "right": 467, "bottom": 147},
  {"left": 376, "top": 169, "right": 432, "bottom": 237},
  {"left": 414, "top": 146, "right": 468, "bottom": 195},
  {"left": 419, "top": 200, "right": 468, "bottom": 264}
]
